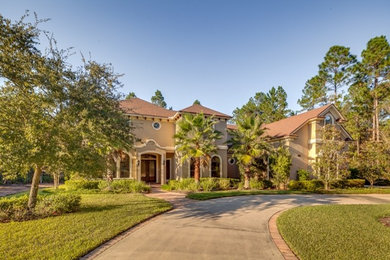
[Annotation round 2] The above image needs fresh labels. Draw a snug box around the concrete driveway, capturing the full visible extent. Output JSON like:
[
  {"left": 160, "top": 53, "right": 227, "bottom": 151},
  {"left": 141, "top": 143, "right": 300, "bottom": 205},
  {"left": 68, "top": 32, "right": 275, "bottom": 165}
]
[
  {"left": 0, "top": 184, "right": 53, "bottom": 197},
  {"left": 93, "top": 194, "right": 390, "bottom": 260}
]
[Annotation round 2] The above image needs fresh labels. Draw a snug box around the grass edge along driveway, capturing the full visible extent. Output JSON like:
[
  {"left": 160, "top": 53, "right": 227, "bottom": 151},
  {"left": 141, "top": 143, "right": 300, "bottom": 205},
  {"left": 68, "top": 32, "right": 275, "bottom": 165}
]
[
  {"left": 186, "top": 188, "right": 390, "bottom": 200},
  {"left": 277, "top": 204, "right": 390, "bottom": 260},
  {"left": 0, "top": 193, "right": 172, "bottom": 260}
]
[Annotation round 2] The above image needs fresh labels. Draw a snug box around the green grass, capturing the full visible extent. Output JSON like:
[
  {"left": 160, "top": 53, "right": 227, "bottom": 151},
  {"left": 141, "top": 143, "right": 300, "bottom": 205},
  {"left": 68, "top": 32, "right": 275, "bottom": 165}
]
[
  {"left": 0, "top": 193, "right": 172, "bottom": 260},
  {"left": 277, "top": 204, "right": 390, "bottom": 260},
  {"left": 187, "top": 188, "right": 390, "bottom": 200},
  {"left": 186, "top": 189, "right": 309, "bottom": 200}
]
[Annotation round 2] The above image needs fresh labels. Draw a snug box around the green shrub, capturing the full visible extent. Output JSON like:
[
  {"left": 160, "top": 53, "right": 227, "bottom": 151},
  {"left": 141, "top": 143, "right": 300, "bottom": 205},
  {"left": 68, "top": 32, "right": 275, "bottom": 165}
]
[
  {"left": 0, "top": 195, "right": 30, "bottom": 222},
  {"left": 200, "top": 178, "right": 218, "bottom": 191},
  {"left": 178, "top": 178, "right": 196, "bottom": 190},
  {"left": 161, "top": 184, "right": 171, "bottom": 191},
  {"left": 104, "top": 179, "right": 151, "bottom": 193},
  {"left": 64, "top": 179, "right": 100, "bottom": 190},
  {"left": 297, "top": 169, "right": 310, "bottom": 181},
  {"left": 162, "top": 178, "right": 239, "bottom": 191},
  {"left": 330, "top": 179, "right": 365, "bottom": 189},
  {"left": 0, "top": 194, "right": 81, "bottom": 222},
  {"left": 218, "top": 178, "right": 231, "bottom": 190},
  {"left": 287, "top": 180, "right": 303, "bottom": 190},
  {"left": 303, "top": 180, "right": 324, "bottom": 191},
  {"left": 263, "top": 179, "right": 274, "bottom": 189},
  {"left": 35, "top": 194, "right": 81, "bottom": 216},
  {"left": 250, "top": 180, "right": 265, "bottom": 190},
  {"left": 288, "top": 180, "right": 324, "bottom": 191},
  {"left": 230, "top": 179, "right": 241, "bottom": 189}
]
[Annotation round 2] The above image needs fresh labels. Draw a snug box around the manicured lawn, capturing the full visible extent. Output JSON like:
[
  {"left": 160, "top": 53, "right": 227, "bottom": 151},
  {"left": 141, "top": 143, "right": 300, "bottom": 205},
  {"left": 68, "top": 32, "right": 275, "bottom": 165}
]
[
  {"left": 0, "top": 193, "right": 172, "bottom": 260},
  {"left": 187, "top": 189, "right": 309, "bottom": 200},
  {"left": 277, "top": 204, "right": 390, "bottom": 260},
  {"left": 187, "top": 188, "right": 390, "bottom": 200}
]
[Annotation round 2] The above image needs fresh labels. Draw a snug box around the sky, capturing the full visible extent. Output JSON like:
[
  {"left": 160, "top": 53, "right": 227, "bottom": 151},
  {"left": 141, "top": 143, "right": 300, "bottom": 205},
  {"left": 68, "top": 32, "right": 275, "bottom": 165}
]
[{"left": 2, "top": 0, "right": 390, "bottom": 115}]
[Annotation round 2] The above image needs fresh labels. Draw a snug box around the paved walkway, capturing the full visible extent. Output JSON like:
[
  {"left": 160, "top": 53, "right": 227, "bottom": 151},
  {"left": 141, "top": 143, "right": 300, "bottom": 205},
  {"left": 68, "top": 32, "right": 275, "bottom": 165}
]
[
  {"left": 92, "top": 193, "right": 390, "bottom": 260},
  {"left": 0, "top": 184, "right": 53, "bottom": 197},
  {"left": 145, "top": 184, "right": 192, "bottom": 208}
]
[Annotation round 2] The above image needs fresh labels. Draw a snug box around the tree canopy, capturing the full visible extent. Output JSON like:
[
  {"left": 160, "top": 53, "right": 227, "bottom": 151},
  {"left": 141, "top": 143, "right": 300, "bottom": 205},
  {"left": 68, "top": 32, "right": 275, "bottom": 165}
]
[
  {"left": 228, "top": 115, "right": 272, "bottom": 189},
  {"left": 0, "top": 13, "right": 134, "bottom": 208},
  {"left": 174, "top": 113, "right": 222, "bottom": 183},
  {"left": 125, "top": 92, "right": 136, "bottom": 99},
  {"left": 151, "top": 89, "right": 167, "bottom": 108},
  {"left": 233, "top": 86, "right": 292, "bottom": 124}
]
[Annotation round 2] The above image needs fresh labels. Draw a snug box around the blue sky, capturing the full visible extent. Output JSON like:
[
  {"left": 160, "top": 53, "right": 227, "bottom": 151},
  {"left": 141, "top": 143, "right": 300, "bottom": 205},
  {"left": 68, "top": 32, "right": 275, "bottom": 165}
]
[{"left": 2, "top": 0, "right": 390, "bottom": 114}]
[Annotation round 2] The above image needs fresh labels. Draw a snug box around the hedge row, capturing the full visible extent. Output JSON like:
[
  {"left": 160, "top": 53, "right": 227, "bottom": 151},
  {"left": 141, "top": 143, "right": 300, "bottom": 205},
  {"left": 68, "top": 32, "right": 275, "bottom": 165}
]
[
  {"left": 64, "top": 179, "right": 151, "bottom": 193},
  {"left": 162, "top": 178, "right": 240, "bottom": 192},
  {"left": 162, "top": 178, "right": 275, "bottom": 192},
  {"left": 288, "top": 179, "right": 365, "bottom": 191},
  {"left": 0, "top": 194, "right": 81, "bottom": 222}
]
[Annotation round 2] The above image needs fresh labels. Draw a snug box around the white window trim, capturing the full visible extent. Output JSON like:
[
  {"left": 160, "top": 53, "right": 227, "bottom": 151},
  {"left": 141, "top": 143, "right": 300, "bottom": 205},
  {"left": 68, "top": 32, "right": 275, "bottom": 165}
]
[
  {"left": 210, "top": 155, "right": 223, "bottom": 178},
  {"left": 324, "top": 113, "right": 334, "bottom": 125},
  {"left": 152, "top": 121, "right": 161, "bottom": 130}
]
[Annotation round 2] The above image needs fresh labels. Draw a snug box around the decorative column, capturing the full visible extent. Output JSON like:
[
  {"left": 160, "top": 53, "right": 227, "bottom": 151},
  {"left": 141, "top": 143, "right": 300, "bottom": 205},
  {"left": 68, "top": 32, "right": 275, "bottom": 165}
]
[
  {"left": 161, "top": 153, "right": 166, "bottom": 185},
  {"left": 137, "top": 154, "right": 141, "bottom": 181},
  {"left": 116, "top": 156, "right": 121, "bottom": 179}
]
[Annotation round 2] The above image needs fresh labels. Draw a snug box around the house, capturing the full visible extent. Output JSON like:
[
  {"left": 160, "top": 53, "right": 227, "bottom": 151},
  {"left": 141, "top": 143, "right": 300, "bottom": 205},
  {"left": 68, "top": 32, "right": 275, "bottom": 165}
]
[
  {"left": 115, "top": 98, "right": 351, "bottom": 183},
  {"left": 116, "top": 98, "right": 231, "bottom": 185}
]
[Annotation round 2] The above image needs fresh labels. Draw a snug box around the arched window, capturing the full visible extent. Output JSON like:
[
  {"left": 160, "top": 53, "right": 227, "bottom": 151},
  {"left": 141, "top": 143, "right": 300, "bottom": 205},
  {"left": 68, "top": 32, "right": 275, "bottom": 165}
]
[
  {"left": 324, "top": 114, "right": 333, "bottom": 125},
  {"left": 211, "top": 156, "right": 221, "bottom": 178},
  {"left": 190, "top": 158, "right": 195, "bottom": 178}
]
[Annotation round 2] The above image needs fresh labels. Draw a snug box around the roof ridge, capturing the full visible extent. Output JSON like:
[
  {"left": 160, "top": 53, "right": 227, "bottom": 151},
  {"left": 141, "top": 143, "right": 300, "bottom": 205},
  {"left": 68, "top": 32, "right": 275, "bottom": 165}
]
[
  {"left": 121, "top": 97, "right": 177, "bottom": 112},
  {"left": 266, "top": 104, "right": 332, "bottom": 126},
  {"left": 179, "top": 103, "right": 231, "bottom": 118}
]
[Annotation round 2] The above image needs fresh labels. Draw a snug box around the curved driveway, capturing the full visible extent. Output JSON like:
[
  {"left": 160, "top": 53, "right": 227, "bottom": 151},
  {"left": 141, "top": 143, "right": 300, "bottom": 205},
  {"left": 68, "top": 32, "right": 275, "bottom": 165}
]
[{"left": 93, "top": 194, "right": 390, "bottom": 260}]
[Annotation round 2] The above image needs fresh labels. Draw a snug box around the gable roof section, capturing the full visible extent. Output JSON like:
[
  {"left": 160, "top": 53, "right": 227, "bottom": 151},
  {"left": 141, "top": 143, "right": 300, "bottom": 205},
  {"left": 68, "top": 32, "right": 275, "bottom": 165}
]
[
  {"left": 264, "top": 104, "right": 333, "bottom": 138},
  {"left": 119, "top": 98, "right": 177, "bottom": 118},
  {"left": 180, "top": 104, "right": 232, "bottom": 119},
  {"left": 227, "top": 124, "right": 238, "bottom": 130}
]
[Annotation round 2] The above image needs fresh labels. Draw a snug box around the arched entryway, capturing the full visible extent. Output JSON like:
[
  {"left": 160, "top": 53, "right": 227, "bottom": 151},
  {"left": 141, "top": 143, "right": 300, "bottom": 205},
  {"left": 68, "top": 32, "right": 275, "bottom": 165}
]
[
  {"left": 211, "top": 156, "right": 221, "bottom": 178},
  {"left": 141, "top": 154, "right": 157, "bottom": 182}
]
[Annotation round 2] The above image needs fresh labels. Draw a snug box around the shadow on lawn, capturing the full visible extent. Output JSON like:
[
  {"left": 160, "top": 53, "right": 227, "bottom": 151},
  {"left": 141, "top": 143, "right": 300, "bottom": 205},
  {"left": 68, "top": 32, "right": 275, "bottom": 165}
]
[{"left": 79, "top": 199, "right": 169, "bottom": 214}]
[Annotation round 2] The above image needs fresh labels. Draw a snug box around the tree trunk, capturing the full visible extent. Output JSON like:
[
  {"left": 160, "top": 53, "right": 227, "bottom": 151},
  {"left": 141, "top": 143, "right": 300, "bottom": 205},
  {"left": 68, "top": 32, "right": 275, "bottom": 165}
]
[
  {"left": 324, "top": 181, "right": 329, "bottom": 191},
  {"left": 373, "top": 78, "right": 380, "bottom": 142},
  {"left": 53, "top": 172, "right": 60, "bottom": 189},
  {"left": 373, "top": 112, "right": 376, "bottom": 141},
  {"left": 28, "top": 165, "right": 42, "bottom": 210},
  {"left": 356, "top": 139, "right": 360, "bottom": 155},
  {"left": 370, "top": 179, "right": 374, "bottom": 188},
  {"left": 244, "top": 169, "right": 250, "bottom": 189},
  {"left": 194, "top": 157, "right": 200, "bottom": 184},
  {"left": 375, "top": 95, "right": 380, "bottom": 142}
]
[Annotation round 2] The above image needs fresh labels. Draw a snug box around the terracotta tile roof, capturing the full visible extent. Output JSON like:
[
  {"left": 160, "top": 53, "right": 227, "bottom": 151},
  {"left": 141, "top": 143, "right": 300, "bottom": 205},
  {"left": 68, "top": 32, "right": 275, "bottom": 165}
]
[
  {"left": 264, "top": 104, "right": 332, "bottom": 138},
  {"left": 180, "top": 104, "right": 232, "bottom": 118},
  {"left": 227, "top": 124, "right": 238, "bottom": 130},
  {"left": 119, "top": 98, "right": 177, "bottom": 118},
  {"left": 227, "top": 104, "right": 333, "bottom": 138}
]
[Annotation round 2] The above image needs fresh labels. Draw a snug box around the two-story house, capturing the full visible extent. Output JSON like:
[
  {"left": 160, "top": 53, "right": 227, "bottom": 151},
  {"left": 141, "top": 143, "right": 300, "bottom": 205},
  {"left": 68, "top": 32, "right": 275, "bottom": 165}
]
[
  {"left": 114, "top": 98, "right": 351, "bottom": 183},
  {"left": 116, "top": 98, "right": 231, "bottom": 185}
]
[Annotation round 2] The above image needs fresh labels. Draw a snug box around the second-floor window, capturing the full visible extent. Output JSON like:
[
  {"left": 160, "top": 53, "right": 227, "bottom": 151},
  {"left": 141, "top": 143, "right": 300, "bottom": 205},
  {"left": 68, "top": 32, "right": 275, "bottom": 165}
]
[{"left": 324, "top": 114, "right": 333, "bottom": 125}]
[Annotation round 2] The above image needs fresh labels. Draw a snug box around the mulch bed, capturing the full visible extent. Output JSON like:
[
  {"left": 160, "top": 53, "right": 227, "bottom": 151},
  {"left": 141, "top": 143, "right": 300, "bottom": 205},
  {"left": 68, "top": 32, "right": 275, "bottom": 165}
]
[{"left": 379, "top": 217, "right": 390, "bottom": 227}]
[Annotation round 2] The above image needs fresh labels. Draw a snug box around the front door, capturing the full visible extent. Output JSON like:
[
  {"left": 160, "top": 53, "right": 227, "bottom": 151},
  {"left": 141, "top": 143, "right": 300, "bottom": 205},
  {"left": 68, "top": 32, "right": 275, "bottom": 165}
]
[
  {"left": 141, "top": 160, "right": 156, "bottom": 182},
  {"left": 166, "top": 160, "right": 171, "bottom": 180}
]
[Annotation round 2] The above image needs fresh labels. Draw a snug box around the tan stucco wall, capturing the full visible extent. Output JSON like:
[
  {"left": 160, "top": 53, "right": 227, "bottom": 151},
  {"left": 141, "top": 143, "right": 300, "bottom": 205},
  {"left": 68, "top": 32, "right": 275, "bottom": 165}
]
[
  {"left": 131, "top": 118, "right": 175, "bottom": 148},
  {"left": 227, "top": 154, "right": 240, "bottom": 179},
  {"left": 215, "top": 120, "right": 228, "bottom": 146},
  {"left": 287, "top": 126, "right": 310, "bottom": 180}
]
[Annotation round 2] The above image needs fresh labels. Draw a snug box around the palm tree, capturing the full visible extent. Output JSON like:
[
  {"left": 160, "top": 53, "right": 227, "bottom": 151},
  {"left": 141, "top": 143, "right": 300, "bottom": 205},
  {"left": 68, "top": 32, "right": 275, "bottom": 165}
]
[
  {"left": 174, "top": 113, "right": 222, "bottom": 183},
  {"left": 228, "top": 115, "right": 272, "bottom": 189}
]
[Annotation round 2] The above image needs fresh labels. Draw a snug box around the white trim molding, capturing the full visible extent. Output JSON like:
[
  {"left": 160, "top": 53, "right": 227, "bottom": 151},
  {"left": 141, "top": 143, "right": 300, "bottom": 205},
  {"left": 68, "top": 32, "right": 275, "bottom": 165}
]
[
  {"left": 135, "top": 139, "right": 175, "bottom": 151},
  {"left": 210, "top": 154, "right": 223, "bottom": 178},
  {"left": 217, "top": 145, "right": 228, "bottom": 150}
]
